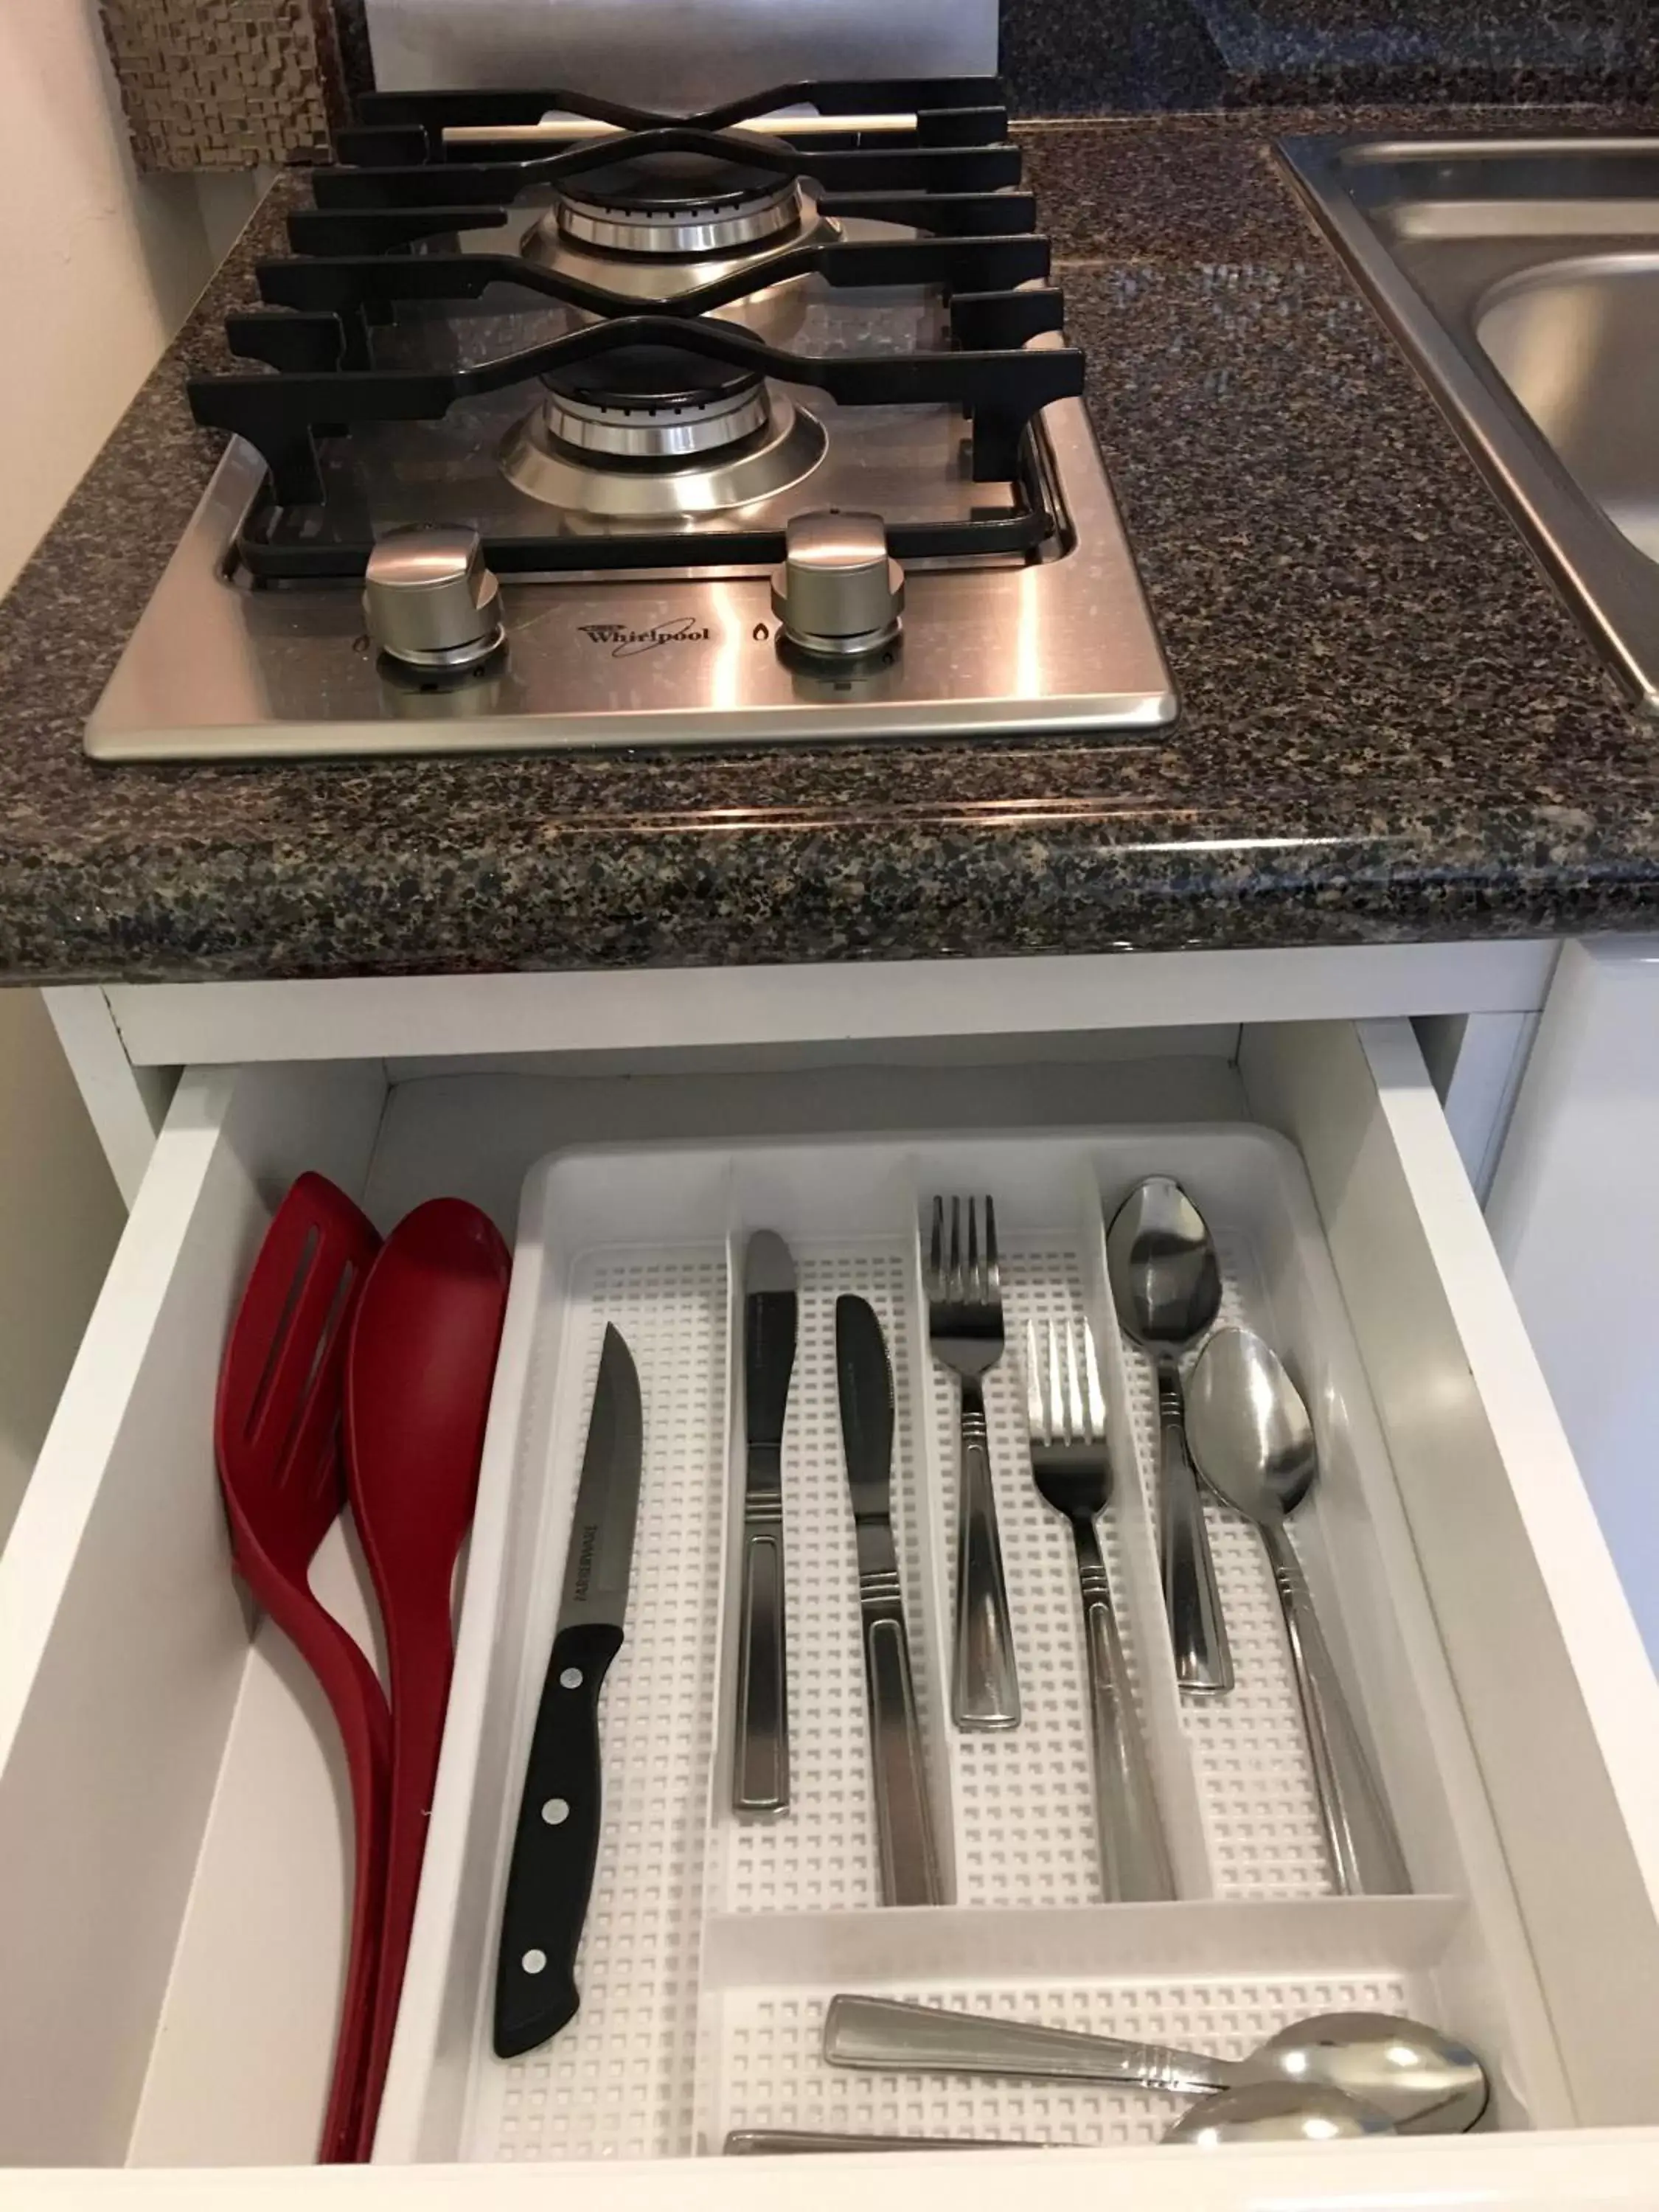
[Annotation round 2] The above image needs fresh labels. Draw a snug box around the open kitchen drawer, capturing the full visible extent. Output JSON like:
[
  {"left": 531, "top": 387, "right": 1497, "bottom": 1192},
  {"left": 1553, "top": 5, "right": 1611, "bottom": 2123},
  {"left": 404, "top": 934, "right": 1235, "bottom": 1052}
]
[{"left": 2, "top": 1020, "right": 1658, "bottom": 2208}]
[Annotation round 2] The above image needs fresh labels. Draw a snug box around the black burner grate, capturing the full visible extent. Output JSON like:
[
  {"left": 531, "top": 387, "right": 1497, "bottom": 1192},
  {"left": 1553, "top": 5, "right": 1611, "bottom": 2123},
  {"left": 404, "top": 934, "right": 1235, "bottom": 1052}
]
[{"left": 186, "top": 74, "right": 1083, "bottom": 582}]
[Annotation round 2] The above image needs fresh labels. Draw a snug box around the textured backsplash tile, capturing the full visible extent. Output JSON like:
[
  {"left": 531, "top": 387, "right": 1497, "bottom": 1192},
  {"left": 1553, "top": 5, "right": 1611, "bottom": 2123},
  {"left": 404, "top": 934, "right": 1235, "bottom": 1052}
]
[{"left": 100, "top": 0, "right": 346, "bottom": 169}]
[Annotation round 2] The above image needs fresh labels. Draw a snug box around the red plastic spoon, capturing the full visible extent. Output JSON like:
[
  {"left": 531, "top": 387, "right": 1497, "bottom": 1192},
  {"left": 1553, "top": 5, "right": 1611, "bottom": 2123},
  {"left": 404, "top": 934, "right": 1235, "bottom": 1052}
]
[
  {"left": 345, "top": 1197, "right": 511, "bottom": 2157},
  {"left": 214, "top": 1172, "right": 389, "bottom": 2165}
]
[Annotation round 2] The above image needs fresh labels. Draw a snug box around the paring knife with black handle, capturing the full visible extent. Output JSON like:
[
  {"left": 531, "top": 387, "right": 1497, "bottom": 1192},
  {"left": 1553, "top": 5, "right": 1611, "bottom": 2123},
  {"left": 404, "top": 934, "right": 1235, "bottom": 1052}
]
[
  {"left": 733, "top": 1231, "right": 797, "bottom": 1817},
  {"left": 493, "top": 1324, "right": 643, "bottom": 2059},
  {"left": 835, "top": 1294, "right": 942, "bottom": 1907}
]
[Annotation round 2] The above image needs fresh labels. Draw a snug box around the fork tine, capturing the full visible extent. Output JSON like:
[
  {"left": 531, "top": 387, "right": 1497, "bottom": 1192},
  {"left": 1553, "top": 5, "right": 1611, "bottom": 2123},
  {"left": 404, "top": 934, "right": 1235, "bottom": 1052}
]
[
  {"left": 1025, "top": 1316, "right": 1046, "bottom": 1441},
  {"left": 929, "top": 1194, "right": 944, "bottom": 1292},
  {"left": 967, "top": 1195, "right": 979, "bottom": 1298},
  {"left": 985, "top": 1194, "right": 1000, "bottom": 1300},
  {"left": 950, "top": 1194, "right": 962, "bottom": 1300},
  {"left": 1082, "top": 1318, "right": 1107, "bottom": 1439},
  {"left": 1046, "top": 1319, "right": 1067, "bottom": 1445},
  {"left": 1063, "top": 1321, "right": 1085, "bottom": 1443}
]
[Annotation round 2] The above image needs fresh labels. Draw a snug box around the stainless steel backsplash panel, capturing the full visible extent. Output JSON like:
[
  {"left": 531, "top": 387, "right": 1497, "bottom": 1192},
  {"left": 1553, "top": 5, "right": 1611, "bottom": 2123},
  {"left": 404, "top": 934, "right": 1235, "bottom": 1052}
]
[{"left": 364, "top": 0, "right": 998, "bottom": 104}]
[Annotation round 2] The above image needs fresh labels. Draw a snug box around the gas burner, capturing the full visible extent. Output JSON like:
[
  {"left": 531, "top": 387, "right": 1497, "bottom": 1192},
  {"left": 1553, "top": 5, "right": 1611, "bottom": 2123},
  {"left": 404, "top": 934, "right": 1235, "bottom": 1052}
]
[
  {"left": 546, "top": 146, "right": 808, "bottom": 259},
  {"left": 502, "top": 343, "right": 826, "bottom": 518},
  {"left": 538, "top": 346, "right": 771, "bottom": 462},
  {"left": 522, "top": 145, "right": 835, "bottom": 343}
]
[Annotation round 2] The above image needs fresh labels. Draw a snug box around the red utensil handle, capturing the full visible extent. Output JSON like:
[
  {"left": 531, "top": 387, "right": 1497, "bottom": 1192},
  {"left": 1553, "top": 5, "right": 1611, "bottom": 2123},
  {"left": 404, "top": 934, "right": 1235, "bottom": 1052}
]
[
  {"left": 246, "top": 1570, "right": 392, "bottom": 2164},
  {"left": 352, "top": 1591, "right": 456, "bottom": 2158},
  {"left": 314, "top": 1632, "right": 392, "bottom": 2164}
]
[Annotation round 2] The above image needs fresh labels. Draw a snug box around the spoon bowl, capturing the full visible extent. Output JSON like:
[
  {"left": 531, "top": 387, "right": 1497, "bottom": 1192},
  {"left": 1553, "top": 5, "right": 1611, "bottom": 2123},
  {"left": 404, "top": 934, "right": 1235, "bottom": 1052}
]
[
  {"left": 1164, "top": 2081, "right": 1397, "bottom": 2145},
  {"left": 1242, "top": 2012, "right": 1488, "bottom": 2133},
  {"left": 1105, "top": 1176, "right": 1222, "bottom": 1353},
  {"left": 1183, "top": 1322, "right": 1317, "bottom": 1523}
]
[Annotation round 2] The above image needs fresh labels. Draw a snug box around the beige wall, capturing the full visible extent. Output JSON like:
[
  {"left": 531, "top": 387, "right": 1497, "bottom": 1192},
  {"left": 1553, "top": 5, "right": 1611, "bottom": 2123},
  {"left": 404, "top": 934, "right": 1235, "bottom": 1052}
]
[
  {"left": 0, "top": 4, "right": 260, "bottom": 1533},
  {"left": 0, "top": 0, "right": 262, "bottom": 592}
]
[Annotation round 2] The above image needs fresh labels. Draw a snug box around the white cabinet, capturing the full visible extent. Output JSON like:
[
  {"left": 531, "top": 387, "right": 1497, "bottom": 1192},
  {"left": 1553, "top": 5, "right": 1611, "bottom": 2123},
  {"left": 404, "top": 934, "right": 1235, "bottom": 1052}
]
[
  {"left": 1, "top": 1015, "right": 1655, "bottom": 2209},
  {"left": 1487, "top": 936, "right": 1659, "bottom": 1666}
]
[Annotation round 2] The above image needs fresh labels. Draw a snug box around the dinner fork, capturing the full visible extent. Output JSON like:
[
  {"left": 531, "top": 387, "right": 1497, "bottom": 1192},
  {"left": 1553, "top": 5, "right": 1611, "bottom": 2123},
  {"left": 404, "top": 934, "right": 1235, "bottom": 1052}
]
[
  {"left": 1025, "top": 1315, "right": 1175, "bottom": 1901},
  {"left": 926, "top": 1196, "right": 1020, "bottom": 1730}
]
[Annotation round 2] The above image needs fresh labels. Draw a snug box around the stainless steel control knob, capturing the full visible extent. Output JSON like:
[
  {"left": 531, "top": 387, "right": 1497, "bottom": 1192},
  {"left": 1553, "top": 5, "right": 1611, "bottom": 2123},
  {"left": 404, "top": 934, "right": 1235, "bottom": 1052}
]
[
  {"left": 363, "top": 525, "right": 505, "bottom": 672},
  {"left": 770, "top": 510, "right": 904, "bottom": 657}
]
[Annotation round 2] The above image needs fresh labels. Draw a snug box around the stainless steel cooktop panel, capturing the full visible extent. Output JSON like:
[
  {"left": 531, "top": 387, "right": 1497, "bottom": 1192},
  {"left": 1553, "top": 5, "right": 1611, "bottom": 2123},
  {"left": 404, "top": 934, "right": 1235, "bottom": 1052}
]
[{"left": 87, "top": 402, "right": 1176, "bottom": 759}]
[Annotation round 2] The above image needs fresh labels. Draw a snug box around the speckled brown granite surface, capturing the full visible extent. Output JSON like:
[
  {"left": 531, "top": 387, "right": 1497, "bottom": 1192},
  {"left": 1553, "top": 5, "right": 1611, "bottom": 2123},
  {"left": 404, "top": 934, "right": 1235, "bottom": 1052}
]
[
  {"left": 1000, "top": 0, "right": 1655, "bottom": 111},
  {"left": 3, "top": 105, "right": 1658, "bottom": 984}
]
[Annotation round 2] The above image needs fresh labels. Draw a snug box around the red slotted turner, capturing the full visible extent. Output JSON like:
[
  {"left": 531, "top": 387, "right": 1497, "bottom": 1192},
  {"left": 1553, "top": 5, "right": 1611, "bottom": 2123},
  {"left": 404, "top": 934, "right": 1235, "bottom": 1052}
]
[
  {"left": 345, "top": 1197, "right": 511, "bottom": 2158},
  {"left": 214, "top": 1172, "right": 389, "bottom": 2164}
]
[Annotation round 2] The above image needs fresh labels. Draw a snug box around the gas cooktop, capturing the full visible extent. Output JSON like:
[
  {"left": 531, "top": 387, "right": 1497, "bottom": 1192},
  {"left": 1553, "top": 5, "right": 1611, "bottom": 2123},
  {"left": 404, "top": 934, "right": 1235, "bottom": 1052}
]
[{"left": 88, "top": 77, "right": 1176, "bottom": 760}]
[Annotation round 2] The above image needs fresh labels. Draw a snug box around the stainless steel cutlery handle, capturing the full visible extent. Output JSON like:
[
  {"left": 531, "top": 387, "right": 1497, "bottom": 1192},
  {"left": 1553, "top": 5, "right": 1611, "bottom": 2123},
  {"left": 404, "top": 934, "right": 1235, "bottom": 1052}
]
[
  {"left": 1157, "top": 1357, "right": 1234, "bottom": 1695},
  {"left": 732, "top": 1501, "right": 789, "bottom": 1815},
  {"left": 1262, "top": 1522, "right": 1410, "bottom": 1896},
  {"left": 1074, "top": 1525, "right": 1175, "bottom": 1901},
  {"left": 856, "top": 1528, "right": 942, "bottom": 1906},
  {"left": 726, "top": 2130, "right": 1032, "bottom": 2154},
  {"left": 824, "top": 1994, "right": 1230, "bottom": 2095},
  {"left": 952, "top": 1380, "right": 1020, "bottom": 1731}
]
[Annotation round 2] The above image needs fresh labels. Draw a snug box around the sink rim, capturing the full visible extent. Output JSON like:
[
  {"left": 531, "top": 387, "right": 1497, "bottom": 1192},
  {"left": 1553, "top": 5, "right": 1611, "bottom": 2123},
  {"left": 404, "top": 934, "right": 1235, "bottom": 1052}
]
[{"left": 1279, "top": 131, "right": 1659, "bottom": 716}]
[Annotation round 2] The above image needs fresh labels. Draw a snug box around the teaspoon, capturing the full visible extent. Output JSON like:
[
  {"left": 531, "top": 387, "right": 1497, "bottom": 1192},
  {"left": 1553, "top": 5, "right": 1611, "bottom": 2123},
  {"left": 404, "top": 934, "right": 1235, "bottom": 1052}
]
[
  {"left": 824, "top": 1994, "right": 1486, "bottom": 2133},
  {"left": 1105, "top": 1178, "right": 1231, "bottom": 1694},
  {"left": 724, "top": 2084, "right": 1397, "bottom": 2154},
  {"left": 1184, "top": 1326, "right": 1411, "bottom": 1896}
]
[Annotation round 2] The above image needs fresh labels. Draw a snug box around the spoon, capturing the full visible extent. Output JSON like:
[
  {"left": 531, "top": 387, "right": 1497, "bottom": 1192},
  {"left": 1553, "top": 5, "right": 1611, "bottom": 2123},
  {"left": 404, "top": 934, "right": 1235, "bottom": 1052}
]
[
  {"left": 345, "top": 1197, "right": 512, "bottom": 2154},
  {"left": 724, "top": 2086, "right": 1395, "bottom": 2154},
  {"left": 1184, "top": 1326, "right": 1411, "bottom": 1896},
  {"left": 824, "top": 1994, "right": 1488, "bottom": 2134},
  {"left": 1105, "top": 1178, "right": 1231, "bottom": 1694}
]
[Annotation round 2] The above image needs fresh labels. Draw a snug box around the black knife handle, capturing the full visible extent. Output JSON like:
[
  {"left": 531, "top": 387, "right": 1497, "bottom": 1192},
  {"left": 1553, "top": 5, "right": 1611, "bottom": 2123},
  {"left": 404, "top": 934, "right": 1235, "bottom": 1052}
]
[{"left": 493, "top": 1619, "right": 622, "bottom": 2059}]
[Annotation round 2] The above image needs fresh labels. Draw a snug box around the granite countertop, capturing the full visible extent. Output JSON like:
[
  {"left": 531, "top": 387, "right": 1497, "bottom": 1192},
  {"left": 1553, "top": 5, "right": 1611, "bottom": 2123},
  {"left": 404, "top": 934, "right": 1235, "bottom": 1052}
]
[{"left": 4, "top": 105, "right": 1659, "bottom": 985}]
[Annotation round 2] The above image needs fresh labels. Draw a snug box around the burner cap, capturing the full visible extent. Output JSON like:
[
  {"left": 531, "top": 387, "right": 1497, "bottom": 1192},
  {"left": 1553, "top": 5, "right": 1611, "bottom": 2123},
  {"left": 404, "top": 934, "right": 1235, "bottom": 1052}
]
[
  {"left": 552, "top": 141, "right": 807, "bottom": 258},
  {"left": 540, "top": 344, "right": 772, "bottom": 464},
  {"left": 561, "top": 147, "right": 782, "bottom": 217},
  {"left": 545, "top": 344, "right": 761, "bottom": 413}
]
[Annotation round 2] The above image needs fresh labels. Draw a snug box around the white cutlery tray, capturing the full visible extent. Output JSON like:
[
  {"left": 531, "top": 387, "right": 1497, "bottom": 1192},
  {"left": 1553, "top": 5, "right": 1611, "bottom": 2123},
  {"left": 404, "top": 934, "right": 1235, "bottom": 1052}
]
[{"left": 375, "top": 1125, "right": 1557, "bottom": 2163}]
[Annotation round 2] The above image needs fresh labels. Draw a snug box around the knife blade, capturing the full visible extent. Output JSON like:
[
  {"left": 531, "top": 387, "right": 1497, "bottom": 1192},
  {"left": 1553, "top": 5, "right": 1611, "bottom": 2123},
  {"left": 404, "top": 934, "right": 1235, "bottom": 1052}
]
[
  {"left": 493, "top": 1324, "right": 642, "bottom": 2059},
  {"left": 733, "top": 1231, "right": 797, "bottom": 1817},
  {"left": 835, "top": 1295, "right": 942, "bottom": 1907}
]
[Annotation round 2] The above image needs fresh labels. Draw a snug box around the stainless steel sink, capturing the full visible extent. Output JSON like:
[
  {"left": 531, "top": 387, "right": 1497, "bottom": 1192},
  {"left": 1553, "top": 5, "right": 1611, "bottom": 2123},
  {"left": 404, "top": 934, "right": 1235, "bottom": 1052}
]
[{"left": 1279, "top": 137, "right": 1659, "bottom": 712}]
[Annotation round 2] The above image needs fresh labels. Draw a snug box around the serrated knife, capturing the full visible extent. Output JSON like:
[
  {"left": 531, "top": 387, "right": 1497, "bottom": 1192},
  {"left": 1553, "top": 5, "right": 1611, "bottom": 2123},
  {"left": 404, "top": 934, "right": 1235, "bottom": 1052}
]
[
  {"left": 835, "top": 1294, "right": 942, "bottom": 1907},
  {"left": 493, "top": 1323, "right": 642, "bottom": 2059},
  {"left": 733, "top": 1231, "right": 797, "bottom": 1817}
]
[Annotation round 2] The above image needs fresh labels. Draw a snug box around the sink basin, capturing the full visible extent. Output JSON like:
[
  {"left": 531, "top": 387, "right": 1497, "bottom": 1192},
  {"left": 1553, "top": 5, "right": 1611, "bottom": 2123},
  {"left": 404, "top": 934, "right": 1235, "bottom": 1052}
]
[
  {"left": 1475, "top": 251, "right": 1659, "bottom": 567},
  {"left": 1279, "top": 137, "right": 1659, "bottom": 712}
]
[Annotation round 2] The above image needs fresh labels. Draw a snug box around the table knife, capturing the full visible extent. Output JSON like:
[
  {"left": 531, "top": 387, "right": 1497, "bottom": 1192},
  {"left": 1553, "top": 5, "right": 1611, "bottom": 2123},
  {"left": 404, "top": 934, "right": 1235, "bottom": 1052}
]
[
  {"left": 733, "top": 1231, "right": 797, "bottom": 1817},
  {"left": 835, "top": 1294, "right": 942, "bottom": 1907},
  {"left": 493, "top": 1324, "right": 642, "bottom": 2059}
]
